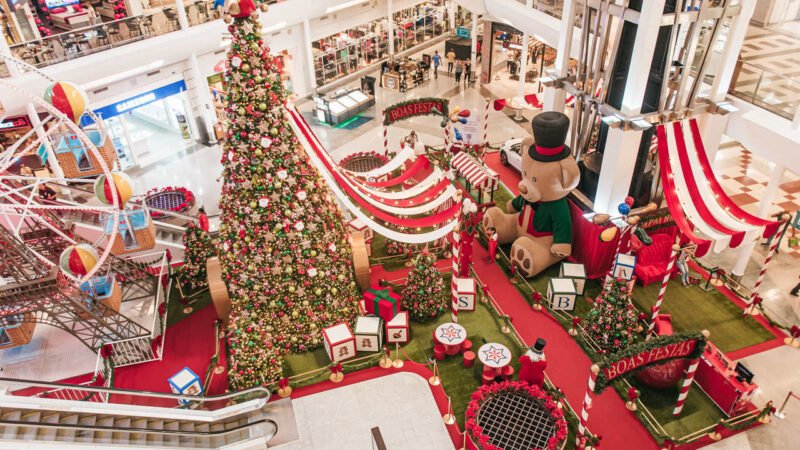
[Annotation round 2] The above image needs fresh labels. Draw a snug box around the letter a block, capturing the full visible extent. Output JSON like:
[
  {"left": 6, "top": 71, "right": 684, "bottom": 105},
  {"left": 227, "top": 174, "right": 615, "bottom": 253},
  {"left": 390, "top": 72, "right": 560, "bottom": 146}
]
[
  {"left": 322, "top": 323, "right": 357, "bottom": 363},
  {"left": 547, "top": 278, "right": 577, "bottom": 311},
  {"left": 354, "top": 316, "right": 383, "bottom": 353},
  {"left": 613, "top": 253, "right": 637, "bottom": 281}
]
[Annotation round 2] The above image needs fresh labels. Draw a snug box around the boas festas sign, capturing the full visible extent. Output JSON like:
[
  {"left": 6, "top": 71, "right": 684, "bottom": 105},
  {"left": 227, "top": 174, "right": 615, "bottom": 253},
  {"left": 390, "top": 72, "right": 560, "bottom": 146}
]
[
  {"left": 383, "top": 98, "right": 448, "bottom": 126},
  {"left": 603, "top": 339, "right": 697, "bottom": 381}
]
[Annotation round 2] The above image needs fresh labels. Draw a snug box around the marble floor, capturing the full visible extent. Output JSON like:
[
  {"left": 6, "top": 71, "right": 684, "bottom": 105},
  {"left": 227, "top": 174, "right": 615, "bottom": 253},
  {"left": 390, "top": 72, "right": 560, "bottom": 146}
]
[{"left": 271, "top": 372, "right": 453, "bottom": 450}]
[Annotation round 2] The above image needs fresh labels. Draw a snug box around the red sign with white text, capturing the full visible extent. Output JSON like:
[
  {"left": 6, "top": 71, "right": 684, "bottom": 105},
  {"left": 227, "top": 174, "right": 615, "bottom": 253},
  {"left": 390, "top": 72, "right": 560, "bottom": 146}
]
[
  {"left": 602, "top": 339, "right": 698, "bottom": 381},
  {"left": 386, "top": 100, "right": 446, "bottom": 124}
]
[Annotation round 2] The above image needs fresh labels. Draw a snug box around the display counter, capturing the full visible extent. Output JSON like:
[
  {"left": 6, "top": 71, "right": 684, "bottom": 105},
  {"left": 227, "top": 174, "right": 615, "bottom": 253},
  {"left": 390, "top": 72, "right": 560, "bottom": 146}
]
[
  {"left": 382, "top": 58, "right": 429, "bottom": 93},
  {"left": 313, "top": 88, "right": 375, "bottom": 125},
  {"left": 695, "top": 341, "right": 757, "bottom": 416}
]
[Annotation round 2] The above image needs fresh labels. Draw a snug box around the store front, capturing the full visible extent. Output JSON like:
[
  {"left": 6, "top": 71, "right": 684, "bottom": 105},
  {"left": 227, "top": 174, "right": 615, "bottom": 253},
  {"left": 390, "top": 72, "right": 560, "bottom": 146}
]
[
  {"left": 86, "top": 80, "right": 194, "bottom": 170},
  {"left": 482, "top": 22, "right": 560, "bottom": 89}
]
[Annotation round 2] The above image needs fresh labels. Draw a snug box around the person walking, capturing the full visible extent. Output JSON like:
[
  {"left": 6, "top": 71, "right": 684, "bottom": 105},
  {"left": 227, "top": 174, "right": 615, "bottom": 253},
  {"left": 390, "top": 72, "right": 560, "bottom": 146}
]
[
  {"left": 432, "top": 50, "right": 441, "bottom": 79},
  {"left": 791, "top": 275, "right": 800, "bottom": 297},
  {"left": 675, "top": 246, "right": 694, "bottom": 286},
  {"left": 454, "top": 59, "right": 463, "bottom": 84},
  {"left": 446, "top": 49, "right": 456, "bottom": 74},
  {"left": 464, "top": 60, "right": 471, "bottom": 86}
]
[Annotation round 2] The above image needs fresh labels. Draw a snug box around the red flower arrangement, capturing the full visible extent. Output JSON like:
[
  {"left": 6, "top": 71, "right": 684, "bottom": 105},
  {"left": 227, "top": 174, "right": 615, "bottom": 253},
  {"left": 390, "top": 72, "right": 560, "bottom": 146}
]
[
  {"left": 465, "top": 380, "right": 568, "bottom": 450},
  {"left": 145, "top": 186, "right": 196, "bottom": 218}
]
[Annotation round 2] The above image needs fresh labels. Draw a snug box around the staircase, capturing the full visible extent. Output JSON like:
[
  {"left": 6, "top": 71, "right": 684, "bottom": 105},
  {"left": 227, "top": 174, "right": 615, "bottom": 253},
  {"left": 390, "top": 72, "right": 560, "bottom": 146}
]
[{"left": 0, "top": 378, "right": 280, "bottom": 449}]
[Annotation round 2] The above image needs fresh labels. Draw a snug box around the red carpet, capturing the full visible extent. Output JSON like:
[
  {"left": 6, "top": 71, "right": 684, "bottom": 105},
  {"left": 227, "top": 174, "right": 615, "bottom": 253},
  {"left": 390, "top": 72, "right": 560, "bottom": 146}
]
[
  {"left": 12, "top": 372, "right": 95, "bottom": 397},
  {"left": 484, "top": 152, "right": 520, "bottom": 195},
  {"left": 281, "top": 362, "right": 464, "bottom": 448},
  {"left": 470, "top": 244, "right": 660, "bottom": 449},
  {"left": 110, "top": 304, "right": 227, "bottom": 407}
]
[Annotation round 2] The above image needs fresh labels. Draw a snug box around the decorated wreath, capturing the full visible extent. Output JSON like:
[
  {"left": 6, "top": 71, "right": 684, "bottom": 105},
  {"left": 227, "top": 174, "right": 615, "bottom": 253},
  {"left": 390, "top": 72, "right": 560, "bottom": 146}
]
[
  {"left": 145, "top": 186, "right": 196, "bottom": 218},
  {"left": 465, "top": 380, "right": 568, "bottom": 450}
]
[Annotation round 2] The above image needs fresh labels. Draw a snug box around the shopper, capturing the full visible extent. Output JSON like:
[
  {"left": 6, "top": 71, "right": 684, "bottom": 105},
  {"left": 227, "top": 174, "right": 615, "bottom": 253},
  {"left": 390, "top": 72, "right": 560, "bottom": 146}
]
[
  {"left": 38, "top": 184, "right": 56, "bottom": 201},
  {"left": 432, "top": 50, "right": 441, "bottom": 79},
  {"left": 455, "top": 60, "right": 463, "bottom": 83},
  {"left": 791, "top": 275, "right": 800, "bottom": 297},
  {"left": 19, "top": 163, "right": 34, "bottom": 178},
  {"left": 675, "top": 246, "right": 694, "bottom": 286},
  {"left": 464, "top": 60, "right": 471, "bottom": 86},
  {"left": 446, "top": 49, "right": 456, "bottom": 74}
]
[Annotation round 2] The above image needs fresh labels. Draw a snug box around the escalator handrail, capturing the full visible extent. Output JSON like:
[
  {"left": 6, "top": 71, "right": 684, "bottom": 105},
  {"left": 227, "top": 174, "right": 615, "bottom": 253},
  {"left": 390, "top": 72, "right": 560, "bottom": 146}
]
[
  {"left": 0, "top": 377, "right": 270, "bottom": 405},
  {"left": 0, "top": 417, "right": 278, "bottom": 439}
]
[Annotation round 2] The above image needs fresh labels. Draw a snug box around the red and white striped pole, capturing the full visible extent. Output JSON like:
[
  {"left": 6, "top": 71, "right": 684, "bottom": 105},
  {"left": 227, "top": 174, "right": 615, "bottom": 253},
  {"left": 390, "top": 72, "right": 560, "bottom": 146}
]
[
  {"left": 647, "top": 238, "right": 681, "bottom": 340},
  {"left": 444, "top": 122, "right": 450, "bottom": 153},
  {"left": 482, "top": 97, "right": 490, "bottom": 147},
  {"left": 383, "top": 116, "right": 389, "bottom": 155},
  {"left": 576, "top": 364, "right": 600, "bottom": 448},
  {"left": 450, "top": 192, "right": 463, "bottom": 322},
  {"left": 673, "top": 330, "right": 709, "bottom": 416},
  {"left": 748, "top": 215, "right": 789, "bottom": 310}
]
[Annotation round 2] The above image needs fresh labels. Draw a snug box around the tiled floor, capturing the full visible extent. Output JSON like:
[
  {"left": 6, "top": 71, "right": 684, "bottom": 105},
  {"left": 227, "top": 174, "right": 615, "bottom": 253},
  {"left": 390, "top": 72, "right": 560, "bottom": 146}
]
[{"left": 271, "top": 372, "right": 453, "bottom": 450}]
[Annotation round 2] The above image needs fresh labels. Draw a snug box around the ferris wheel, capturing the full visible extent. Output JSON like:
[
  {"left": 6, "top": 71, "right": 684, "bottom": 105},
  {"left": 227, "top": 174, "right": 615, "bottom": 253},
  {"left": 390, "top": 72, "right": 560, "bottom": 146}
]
[{"left": 0, "top": 55, "right": 126, "bottom": 285}]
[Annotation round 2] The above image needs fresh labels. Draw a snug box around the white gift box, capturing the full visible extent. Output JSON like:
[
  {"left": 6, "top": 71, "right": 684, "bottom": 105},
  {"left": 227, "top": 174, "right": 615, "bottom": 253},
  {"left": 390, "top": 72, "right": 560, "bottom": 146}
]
[
  {"left": 354, "top": 316, "right": 383, "bottom": 352},
  {"left": 452, "top": 276, "right": 477, "bottom": 312},
  {"left": 559, "top": 262, "right": 587, "bottom": 295},
  {"left": 547, "top": 278, "right": 577, "bottom": 311},
  {"left": 168, "top": 367, "right": 203, "bottom": 406},
  {"left": 347, "top": 217, "right": 374, "bottom": 242},
  {"left": 322, "top": 322, "right": 357, "bottom": 363},
  {"left": 386, "top": 311, "right": 409, "bottom": 344},
  {"left": 613, "top": 253, "right": 637, "bottom": 281}
]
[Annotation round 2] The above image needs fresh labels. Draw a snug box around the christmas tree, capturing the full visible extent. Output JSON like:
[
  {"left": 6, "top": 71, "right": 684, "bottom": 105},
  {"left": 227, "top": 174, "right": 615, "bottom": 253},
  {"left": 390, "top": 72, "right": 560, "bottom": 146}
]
[
  {"left": 181, "top": 222, "right": 215, "bottom": 290},
  {"left": 583, "top": 278, "right": 640, "bottom": 353},
  {"left": 403, "top": 250, "right": 446, "bottom": 322},
  {"left": 219, "top": 5, "right": 361, "bottom": 388}
]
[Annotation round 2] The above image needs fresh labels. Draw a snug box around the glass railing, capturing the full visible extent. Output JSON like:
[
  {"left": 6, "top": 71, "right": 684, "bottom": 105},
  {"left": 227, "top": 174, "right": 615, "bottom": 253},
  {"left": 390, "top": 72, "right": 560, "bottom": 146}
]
[
  {"left": 515, "top": 0, "right": 565, "bottom": 20},
  {"left": 729, "top": 61, "right": 800, "bottom": 120},
  {"left": 7, "top": 11, "right": 180, "bottom": 71}
]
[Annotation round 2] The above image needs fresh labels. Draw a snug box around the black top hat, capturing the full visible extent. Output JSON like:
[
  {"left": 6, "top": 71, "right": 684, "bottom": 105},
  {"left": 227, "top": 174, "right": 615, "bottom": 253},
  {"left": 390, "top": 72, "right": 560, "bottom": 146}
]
[
  {"left": 530, "top": 338, "right": 546, "bottom": 354},
  {"left": 529, "top": 112, "right": 572, "bottom": 162}
]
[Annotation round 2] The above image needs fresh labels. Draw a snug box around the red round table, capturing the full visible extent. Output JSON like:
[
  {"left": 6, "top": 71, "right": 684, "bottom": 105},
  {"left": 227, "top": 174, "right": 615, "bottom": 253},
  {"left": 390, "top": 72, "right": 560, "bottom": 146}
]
[{"left": 434, "top": 322, "right": 467, "bottom": 356}]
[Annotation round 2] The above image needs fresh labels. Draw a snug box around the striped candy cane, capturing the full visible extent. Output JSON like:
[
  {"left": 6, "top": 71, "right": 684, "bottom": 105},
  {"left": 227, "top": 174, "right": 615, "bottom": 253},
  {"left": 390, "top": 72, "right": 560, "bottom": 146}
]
[
  {"left": 576, "top": 364, "right": 600, "bottom": 448},
  {"left": 748, "top": 217, "right": 787, "bottom": 309},
  {"left": 451, "top": 228, "right": 460, "bottom": 322},
  {"left": 444, "top": 123, "right": 450, "bottom": 152},
  {"left": 647, "top": 238, "right": 681, "bottom": 340},
  {"left": 673, "top": 356, "right": 701, "bottom": 416},
  {"left": 482, "top": 97, "right": 490, "bottom": 146},
  {"left": 383, "top": 119, "right": 389, "bottom": 155}
]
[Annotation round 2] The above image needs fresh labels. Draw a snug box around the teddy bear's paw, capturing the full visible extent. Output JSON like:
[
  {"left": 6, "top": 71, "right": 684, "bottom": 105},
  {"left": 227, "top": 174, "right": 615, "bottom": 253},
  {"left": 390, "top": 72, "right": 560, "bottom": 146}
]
[{"left": 511, "top": 242, "right": 535, "bottom": 277}]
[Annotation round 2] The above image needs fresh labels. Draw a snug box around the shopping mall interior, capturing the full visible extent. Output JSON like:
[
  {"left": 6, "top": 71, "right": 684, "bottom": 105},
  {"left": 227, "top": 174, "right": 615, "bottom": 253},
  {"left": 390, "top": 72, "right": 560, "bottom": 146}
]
[{"left": 1, "top": 0, "right": 800, "bottom": 449}]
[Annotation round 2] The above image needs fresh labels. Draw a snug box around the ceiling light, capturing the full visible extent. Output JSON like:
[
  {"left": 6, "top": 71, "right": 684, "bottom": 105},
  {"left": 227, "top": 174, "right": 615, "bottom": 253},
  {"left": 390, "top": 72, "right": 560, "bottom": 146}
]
[
  {"left": 601, "top": 114, "right": 623, "bottom": 128},
  {"left": 629, "top": 118, "right": 652, "bottom": 131},
  {"left": 81, "top": 60, "right": 164, "bottom": 91}
]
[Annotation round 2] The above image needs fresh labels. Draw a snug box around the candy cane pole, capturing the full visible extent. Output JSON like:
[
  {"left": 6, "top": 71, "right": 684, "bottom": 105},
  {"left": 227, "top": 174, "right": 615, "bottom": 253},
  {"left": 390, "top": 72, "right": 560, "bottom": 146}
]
[
  {"left": 748, "top": 215, "right": 789, "bottom": 308},
  {"left": 576, "top": 364, "right": 600, "bottom": 448},
  {"left": 383, "top": 113, "right": 389, "bottom": 155},
  {"left": 482, "top": 97, "right": 490, "bottom": 146},
  {"left": 451, "top": 227, "right": 460, "bottom": 323},
  {"left": 673, "top": 331, "right": 709, "bottom": 416},
  {"left": 444, "top": 122, "right": 450, "bottom": 152},
  {"left": 647, "top": 238, "right": 681, "bottom": 340}
]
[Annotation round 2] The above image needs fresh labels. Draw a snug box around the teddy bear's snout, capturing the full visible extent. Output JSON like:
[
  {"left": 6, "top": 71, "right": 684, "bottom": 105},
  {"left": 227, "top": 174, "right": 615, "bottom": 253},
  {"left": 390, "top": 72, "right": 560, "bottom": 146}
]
[{"left": 518, "top": 184, "right": 528, "bottom": 195}]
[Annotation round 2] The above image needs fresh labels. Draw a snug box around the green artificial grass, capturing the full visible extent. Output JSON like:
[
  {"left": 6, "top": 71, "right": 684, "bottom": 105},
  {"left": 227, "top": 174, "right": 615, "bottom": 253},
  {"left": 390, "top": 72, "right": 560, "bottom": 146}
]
[
  {"left": 167, "top": 274, "right": 213, "bottom": 328},
  {"left": 629, "top": 277, "right": 775, "bottom": 353}
]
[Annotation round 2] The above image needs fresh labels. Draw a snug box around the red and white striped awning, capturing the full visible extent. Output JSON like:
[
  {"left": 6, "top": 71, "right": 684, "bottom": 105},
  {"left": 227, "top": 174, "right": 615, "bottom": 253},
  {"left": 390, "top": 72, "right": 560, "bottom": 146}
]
[{"left": 451, "top": 152, "right": 498, "bottom": 190}]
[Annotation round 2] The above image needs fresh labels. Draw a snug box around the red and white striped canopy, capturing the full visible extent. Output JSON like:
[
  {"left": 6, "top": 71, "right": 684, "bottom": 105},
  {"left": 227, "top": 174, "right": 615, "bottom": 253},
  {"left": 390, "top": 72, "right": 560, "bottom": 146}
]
[
  {"left": 656, "top": 117, "right": 780, "bottom": 257},
  {"left": 451, "top": 152, "right": 498, "bottom": 190}
]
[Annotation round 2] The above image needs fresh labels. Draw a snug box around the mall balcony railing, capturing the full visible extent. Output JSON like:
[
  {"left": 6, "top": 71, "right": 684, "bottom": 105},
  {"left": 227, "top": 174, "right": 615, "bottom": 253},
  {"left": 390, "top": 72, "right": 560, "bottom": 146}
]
[
  {"left": 729, "top": 60, "right": 800, "bottom": 121},
  {"left": 515, "top": 0, "right": 565, "bottom": 20},
  {"left": 1, "top": 0, "right": 284, "bottom": 75}
]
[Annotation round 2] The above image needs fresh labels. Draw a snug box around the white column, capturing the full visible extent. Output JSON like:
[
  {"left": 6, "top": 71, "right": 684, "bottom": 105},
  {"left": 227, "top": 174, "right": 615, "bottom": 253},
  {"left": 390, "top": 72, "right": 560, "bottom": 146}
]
[
  {"left": 517, "top": 32, "right": 529, "bottom": 97},
  {"left": 470, "top": 14, "right": 478, "bottom": 74},
  {"left": 0, "top": 26, "right": 20, "bottom": 78},
  {"left": 732, "top": 163, "right": 785, "bottom": 276},
  {"left": 302, "top": 19, "right": 317, "bottom": 95},
  {"left": 27, "top": 103, "right": 64, "bottom": 179},
  {"left": 543, "top": 0, "right": 576, "bottom": 112},
  {"left": 709, "top": 0, "right": 757, "bottom": 103},
  {"left": 188, "top": 53, "right": 217, "bottom": 144},
  {"left": 174, "top": 0, "right": 190, "bottom": 30},
  {"left": 449, "top": 0, "right": 456, "bottom": 32},
  {"left": 387, "top": 0, "right": 395, "bottom": 55},
  {"left": 593, "top": 0, "right": 666, "bottom": 215}
]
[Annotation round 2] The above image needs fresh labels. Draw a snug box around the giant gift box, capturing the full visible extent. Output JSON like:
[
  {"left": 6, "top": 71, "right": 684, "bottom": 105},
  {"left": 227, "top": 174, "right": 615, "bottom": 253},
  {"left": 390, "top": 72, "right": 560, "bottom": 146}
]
[
  {"left": 168, "top": 367, "right": 203, "bottom": 406},
  {"left": 386, "top": 311, "right": 410, "bottom": 344},
  {"left": 363, "top": 284, "right": 402, "bottom": 322},
  {"left": 322, "top": 322, "right": 357, "bottom": 363},
  {"left": 354, "top": 316, "right": 383, "bottom": 352}
]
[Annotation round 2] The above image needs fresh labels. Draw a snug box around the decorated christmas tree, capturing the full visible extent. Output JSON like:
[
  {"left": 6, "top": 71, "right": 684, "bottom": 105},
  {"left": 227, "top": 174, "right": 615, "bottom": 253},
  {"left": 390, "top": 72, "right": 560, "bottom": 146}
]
[
  {"left": 218, "top": 4, "right": 360, "bottom": 388},
  {"left": 583, "top": 278, "right": 640, "bottom": 353},
  {"left": 181, "top": 223, "right": 215, "bottom": 290},
  {"left": 403, "top": 249, "right": 446, "bottom": 322}
]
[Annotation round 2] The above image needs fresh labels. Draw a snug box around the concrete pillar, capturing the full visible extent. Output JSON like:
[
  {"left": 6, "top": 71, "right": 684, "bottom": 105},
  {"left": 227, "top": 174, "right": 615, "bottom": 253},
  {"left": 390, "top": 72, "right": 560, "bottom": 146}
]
[
  {"left": 593, "top": 0, "right": 666, "bottom": 215},
  {"left": 388, "top": 0, "right": 395, "bottom": 55},
  {"left": 732, "top": 163, "right": 785, "bottom": 276},
  {"left": 188, "top": 53, "right": 217, "bottom": 145},
  {"left": 449, "top": 0, "right": 456, "bottom": 32},
  {"left": 27, "top": 103, "right": 64, "bottom": 179},
  {"left": 174, "top": 0, "right": 190, "bottom": 30},
  {"left": 517, "top": 32, "right": 529, "bottom": 97},
  {"left": 0, "top": 26, "right": 20, "bottom": 78},
  {"left": 470, "top": 14, "right": 478, "bottom": 78},
  {"left": 302, "top": 19, "right": 317, "bottom": 95},
  {"left": 709, "top": 0, "right": 757, "bottom": 103},
  {"left": 543, "top": 0, "right": 575, "bottom": 112}
]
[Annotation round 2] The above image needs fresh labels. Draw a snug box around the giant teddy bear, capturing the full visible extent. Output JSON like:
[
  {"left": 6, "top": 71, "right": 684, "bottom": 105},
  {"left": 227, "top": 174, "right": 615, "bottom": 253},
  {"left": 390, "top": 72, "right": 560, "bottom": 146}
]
[{"left": 483, "top": 112, "right": 580, "bottom": 278}]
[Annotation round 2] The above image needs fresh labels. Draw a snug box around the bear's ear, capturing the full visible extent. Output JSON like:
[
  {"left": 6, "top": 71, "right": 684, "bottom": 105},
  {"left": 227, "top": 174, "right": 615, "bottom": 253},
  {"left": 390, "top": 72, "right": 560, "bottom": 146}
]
[{"left": 559, "top": 157, "right": 580, "bottom": 191}]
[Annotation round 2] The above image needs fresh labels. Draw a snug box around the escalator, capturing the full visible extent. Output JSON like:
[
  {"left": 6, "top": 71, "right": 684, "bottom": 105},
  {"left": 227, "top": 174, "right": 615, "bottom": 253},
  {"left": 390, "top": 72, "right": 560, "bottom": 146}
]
[{"left": 0, "top": 378, "right": 282, "bottom": 449}]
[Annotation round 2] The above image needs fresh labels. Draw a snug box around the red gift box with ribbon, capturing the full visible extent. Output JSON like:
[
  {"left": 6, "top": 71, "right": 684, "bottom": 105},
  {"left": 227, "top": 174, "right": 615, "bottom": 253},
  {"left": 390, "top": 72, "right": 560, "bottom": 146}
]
[{"left": 363, "top": 283, "right": 402, "bottom": 322}]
